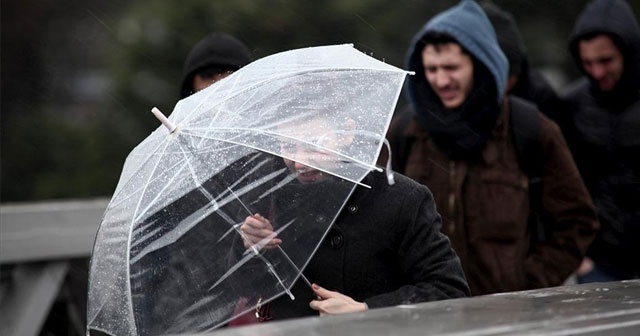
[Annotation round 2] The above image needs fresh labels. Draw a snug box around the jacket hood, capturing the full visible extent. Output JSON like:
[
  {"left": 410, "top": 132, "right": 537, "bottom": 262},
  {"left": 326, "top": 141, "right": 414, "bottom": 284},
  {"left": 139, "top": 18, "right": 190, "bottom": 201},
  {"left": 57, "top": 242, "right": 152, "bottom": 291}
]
[
  {"left": 480, "top": 0, "right": 527, "bottom": 77},
  {"left": 405, "top": 0, "right": 509, "bottom": 160},
  {"left": 180, "top": 33, "right": 252, "bottom": 98},
  {"left": 407, "top": 0, "right": 508, "bottom": 104},
  {"left": 569, "top": 0, "right": 640, "bottom": 90},
  {"left": 480, "top": 1, "right": 561, "bottom": 116}
]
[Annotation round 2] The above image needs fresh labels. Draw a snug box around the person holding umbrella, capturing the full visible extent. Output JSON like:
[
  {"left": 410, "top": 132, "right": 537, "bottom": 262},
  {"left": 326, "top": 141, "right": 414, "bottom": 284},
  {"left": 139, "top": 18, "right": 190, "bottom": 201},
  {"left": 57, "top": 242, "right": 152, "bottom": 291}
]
[
  {"left": 238, "top": 115, "right": 470, "bottom": 322},
  {"left": 87, "top": 44, "right": 466, "bottom": 335}
]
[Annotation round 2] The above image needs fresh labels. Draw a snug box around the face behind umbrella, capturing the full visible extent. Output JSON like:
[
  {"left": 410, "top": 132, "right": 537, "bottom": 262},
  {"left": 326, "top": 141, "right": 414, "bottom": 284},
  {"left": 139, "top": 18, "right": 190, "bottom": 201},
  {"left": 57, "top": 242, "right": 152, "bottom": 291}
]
[
  {"left": 280, "top": 116, "right": 357, "bottom": 184},
  {"left": 127, "top": 151, "right": 356, "bottom": 334}
]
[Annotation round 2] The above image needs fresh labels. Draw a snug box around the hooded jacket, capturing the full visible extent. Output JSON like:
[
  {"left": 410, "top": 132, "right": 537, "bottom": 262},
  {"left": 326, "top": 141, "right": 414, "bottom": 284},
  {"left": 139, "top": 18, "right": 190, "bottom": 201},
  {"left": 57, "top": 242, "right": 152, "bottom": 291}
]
[
  {"left": 563, "top": 0, "right": 640, "bottom": 273},
  {"left": 389, "top": 0, "right": 598, "bottom": 295},
  {"left": 568, "top": 0, "right": 640, "bottom": 98},
  {"left": 180, "top": 33, "right": 252, "bottom": 98},
  {"left": 406, "top": 0, "right": 508, "bottom": 161},
  {"left": 480, "top": 1, "right": 564, "bottom": 126}
]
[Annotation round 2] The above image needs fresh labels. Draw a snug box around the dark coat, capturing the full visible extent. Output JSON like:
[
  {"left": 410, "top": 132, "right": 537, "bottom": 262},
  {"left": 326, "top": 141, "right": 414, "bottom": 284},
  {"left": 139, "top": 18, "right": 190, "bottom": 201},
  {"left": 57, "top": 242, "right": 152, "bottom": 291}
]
[
  {"left": 563, "top": 81, "right": 640, "bottom": 272},
  {"left": 562, "top": 0, "right": 640, "bottom": 274},
  {"left": 265, "top": 171, "right": 470, "bottom": 320},
  {"left": 563, "top": 80, "right": 640, "bottom": 272}
]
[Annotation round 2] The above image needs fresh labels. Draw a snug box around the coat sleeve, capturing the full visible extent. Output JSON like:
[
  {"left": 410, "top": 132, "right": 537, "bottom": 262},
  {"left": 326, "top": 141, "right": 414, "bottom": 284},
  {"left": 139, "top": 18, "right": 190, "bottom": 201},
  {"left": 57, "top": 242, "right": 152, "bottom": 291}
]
[
  {"left": 524, "top": 115, "right": 599, "bottom": 287},
  {"left": 364, "top": 181, "right": 470, "bottom": 308}
]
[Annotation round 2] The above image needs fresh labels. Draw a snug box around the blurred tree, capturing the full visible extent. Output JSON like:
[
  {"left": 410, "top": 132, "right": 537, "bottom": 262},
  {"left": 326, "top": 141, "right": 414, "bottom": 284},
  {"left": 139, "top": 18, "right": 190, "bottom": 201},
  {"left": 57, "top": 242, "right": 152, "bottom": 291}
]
[
  {"left": 2, "top": 0, "right": 638, "bottom": 202},
  {"left": 102, "top": 0, "right": 461, "bottom": 145},
  {"left": 2, "top": 0, "right": 131, "bottom": 201}
]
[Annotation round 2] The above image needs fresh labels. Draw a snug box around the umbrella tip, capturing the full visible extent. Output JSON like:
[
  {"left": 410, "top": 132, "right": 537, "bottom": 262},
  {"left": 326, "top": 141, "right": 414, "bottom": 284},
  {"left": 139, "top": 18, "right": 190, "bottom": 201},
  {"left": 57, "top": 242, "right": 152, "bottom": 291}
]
[{"left": 151, "top": 107, "right": 177, "bottom": 133}]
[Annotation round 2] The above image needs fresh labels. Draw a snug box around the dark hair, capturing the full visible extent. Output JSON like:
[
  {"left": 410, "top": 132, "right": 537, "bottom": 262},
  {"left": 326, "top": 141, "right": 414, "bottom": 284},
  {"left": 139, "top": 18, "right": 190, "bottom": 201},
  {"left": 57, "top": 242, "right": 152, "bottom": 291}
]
[
  {"left": 578, "top": 31, "right": 625, "bottom": 54},
  {"left": 195, "top": 65, "right": 236, "bottom": 79},
  {"left": 420, "top": 31, "right": 471, "bottom": 55}
]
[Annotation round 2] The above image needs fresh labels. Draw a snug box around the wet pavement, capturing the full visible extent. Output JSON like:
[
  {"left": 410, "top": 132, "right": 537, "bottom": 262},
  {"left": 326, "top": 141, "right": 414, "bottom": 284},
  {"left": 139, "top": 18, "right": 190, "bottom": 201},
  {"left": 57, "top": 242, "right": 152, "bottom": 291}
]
[{"left": 203, "top": 280, "right": 640, "bottom": 336}]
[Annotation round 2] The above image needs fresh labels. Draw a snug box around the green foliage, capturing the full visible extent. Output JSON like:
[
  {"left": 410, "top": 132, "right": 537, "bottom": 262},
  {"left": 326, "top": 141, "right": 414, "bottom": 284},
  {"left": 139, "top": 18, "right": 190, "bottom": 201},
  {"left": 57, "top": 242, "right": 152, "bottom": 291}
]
[
  {"left": 104, "top": 0, "right": 462, "bottom": 140},
  {"left": 3, "top": 0, "right": 638, "bottom": 202},
  {"left": 1, "top": 111, "right": 126, "bottom": 200}
]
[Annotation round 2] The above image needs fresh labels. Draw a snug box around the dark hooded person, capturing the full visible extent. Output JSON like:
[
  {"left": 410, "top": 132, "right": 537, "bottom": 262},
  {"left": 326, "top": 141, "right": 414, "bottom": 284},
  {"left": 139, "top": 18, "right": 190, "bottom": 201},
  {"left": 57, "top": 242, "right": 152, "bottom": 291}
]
[
  {"left": 562, "top": 0, "right": 640, "bottom": 283},
  {"left": 480, "top": 0, "right": 565, "bottom": 127},
  {"left": 386, "top": 0, "right": 599, "bottom": 296},
  {"left": 180, "top": 32, "right": 252, "bottom": 98}
]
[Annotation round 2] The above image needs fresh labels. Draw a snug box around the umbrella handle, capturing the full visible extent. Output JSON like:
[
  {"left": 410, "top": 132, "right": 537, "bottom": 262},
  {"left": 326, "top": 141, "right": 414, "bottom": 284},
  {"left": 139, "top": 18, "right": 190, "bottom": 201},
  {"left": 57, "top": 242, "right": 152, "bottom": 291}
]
[{"left": 382, "top": 139, "right": 395, "bottom": 185}]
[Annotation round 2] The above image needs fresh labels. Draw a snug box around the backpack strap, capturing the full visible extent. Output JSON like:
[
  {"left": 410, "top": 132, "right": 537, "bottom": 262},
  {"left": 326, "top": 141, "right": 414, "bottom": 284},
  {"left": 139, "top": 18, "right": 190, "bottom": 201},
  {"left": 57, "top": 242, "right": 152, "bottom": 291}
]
[
  {"left": 510, "top": 96, "right": 543, "bottom": 178},
  {"left": 509, "top": 96, "right": 548, "bottom": 242}
]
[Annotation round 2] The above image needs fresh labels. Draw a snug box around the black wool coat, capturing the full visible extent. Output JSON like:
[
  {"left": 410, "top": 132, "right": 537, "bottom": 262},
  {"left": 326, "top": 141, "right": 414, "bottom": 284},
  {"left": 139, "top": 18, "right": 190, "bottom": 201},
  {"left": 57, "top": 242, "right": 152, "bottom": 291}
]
[{"left": 266, "top": 170, "right": 470, "bottom": 320}]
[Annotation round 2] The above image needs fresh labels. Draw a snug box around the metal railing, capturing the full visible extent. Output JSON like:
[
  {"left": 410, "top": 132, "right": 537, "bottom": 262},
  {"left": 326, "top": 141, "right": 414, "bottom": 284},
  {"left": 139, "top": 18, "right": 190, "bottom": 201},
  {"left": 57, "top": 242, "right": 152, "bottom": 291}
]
[
  {"left": 0, "top": 198, "right": 109, "bottom": 336},
  {"left": 2, "top": 198, "right": 639, "bottom": 336}
]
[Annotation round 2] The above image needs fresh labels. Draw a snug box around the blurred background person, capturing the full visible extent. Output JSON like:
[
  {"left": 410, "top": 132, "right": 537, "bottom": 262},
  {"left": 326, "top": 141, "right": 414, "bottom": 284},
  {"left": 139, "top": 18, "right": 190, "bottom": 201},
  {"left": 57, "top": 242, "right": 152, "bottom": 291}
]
[
  {"left": 180, "top": 32, "right": 252, "bottom": 98},
  {"left": 562, "top": 0, "right": 640, "bottom": 283},
  {"left": 480, "top": 0, "right": 566, "bottom": 129}
]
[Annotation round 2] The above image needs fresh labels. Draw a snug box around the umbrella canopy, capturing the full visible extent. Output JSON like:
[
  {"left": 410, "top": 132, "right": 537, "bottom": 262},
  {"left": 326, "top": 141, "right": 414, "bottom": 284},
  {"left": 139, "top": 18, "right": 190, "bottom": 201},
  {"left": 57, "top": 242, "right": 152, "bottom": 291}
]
[{"left": 87, "top": 44, "right": 410, "bottom": 335}]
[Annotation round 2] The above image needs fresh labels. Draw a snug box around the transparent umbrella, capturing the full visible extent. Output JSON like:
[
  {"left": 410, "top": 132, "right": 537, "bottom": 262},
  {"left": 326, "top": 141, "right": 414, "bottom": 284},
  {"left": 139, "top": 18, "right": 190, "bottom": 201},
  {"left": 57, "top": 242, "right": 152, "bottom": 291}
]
[{"left": 87, "top": 44, "right": 411, "bottom": 335}]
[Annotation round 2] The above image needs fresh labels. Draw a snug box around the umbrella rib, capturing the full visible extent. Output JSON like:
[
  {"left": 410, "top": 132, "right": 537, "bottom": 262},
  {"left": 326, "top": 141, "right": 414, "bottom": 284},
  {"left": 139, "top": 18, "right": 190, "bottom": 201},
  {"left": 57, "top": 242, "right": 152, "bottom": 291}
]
[
  {"left": 130, "top": 175, "right": 283, "bottom": 265},
  {"left": 216, "top": 170, "right": 294, "bottom": 243},
  {"left": 108, "top": 134, "right": 177, "bottom": 208},
  {"left": 247, "top": 220, "right": 298, "bottom": 299},
  {"left": 125, "top": 134, "right": 177, "bottom": 336},
  {"left": 127, "top": 136, "right": 174, "bottom": 228},
  {"left": 209, "top": 218, "right": 298, "bottom": 301},
  {"left": 129, "top": 138, "right": 221, "bottom": 260},
  {"left": 207, "top": 67, "right": 406, "bottom": 109},
  {"left": 129, "top": 159, "right": 300, "bottom": 264},
  {"left": 226, "top": 186, "right": 314, "bottom": 290},
  {"left": 131, "top": 155, "right": 281, "bottom": 262},
  {"left": 226, "top": 187, "right": 253, "bottom": 216},
  {"left": 178, "top": 71, "right": 238, "bottom": 128},
  {"left": 274, "top": 245, "right": 313, "bottom": 290},
  {"left": 174, "top": 136, "right": 203, "bottom": 188},
  {"left": 131, "top": 182, "right": 271, "bottom": 265},
  {"left": 189, "top": 127, "right": 381, "bottom": 173},
  {"left": 177, "top": 67, "right": 407, "bottom": 130},
  {"left": 131, "top": 160, "right": 192, "bottom": 224},
  {"left": 140, "top": 135, "right": 216, "bottom": 223},
  {"left": 181, "top": 130, "right": 375, "bottom": 188}
]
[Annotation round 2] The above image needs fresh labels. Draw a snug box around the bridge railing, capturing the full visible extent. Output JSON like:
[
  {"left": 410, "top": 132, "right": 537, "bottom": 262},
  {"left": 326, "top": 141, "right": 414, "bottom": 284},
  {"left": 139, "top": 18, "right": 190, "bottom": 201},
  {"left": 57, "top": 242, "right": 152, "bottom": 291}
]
[
  {"left": 3, "top": 198, "right": 638, "bottom": 336},
  {"left": 0, "top": 198, "right": 109, "bottom": 336}
]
